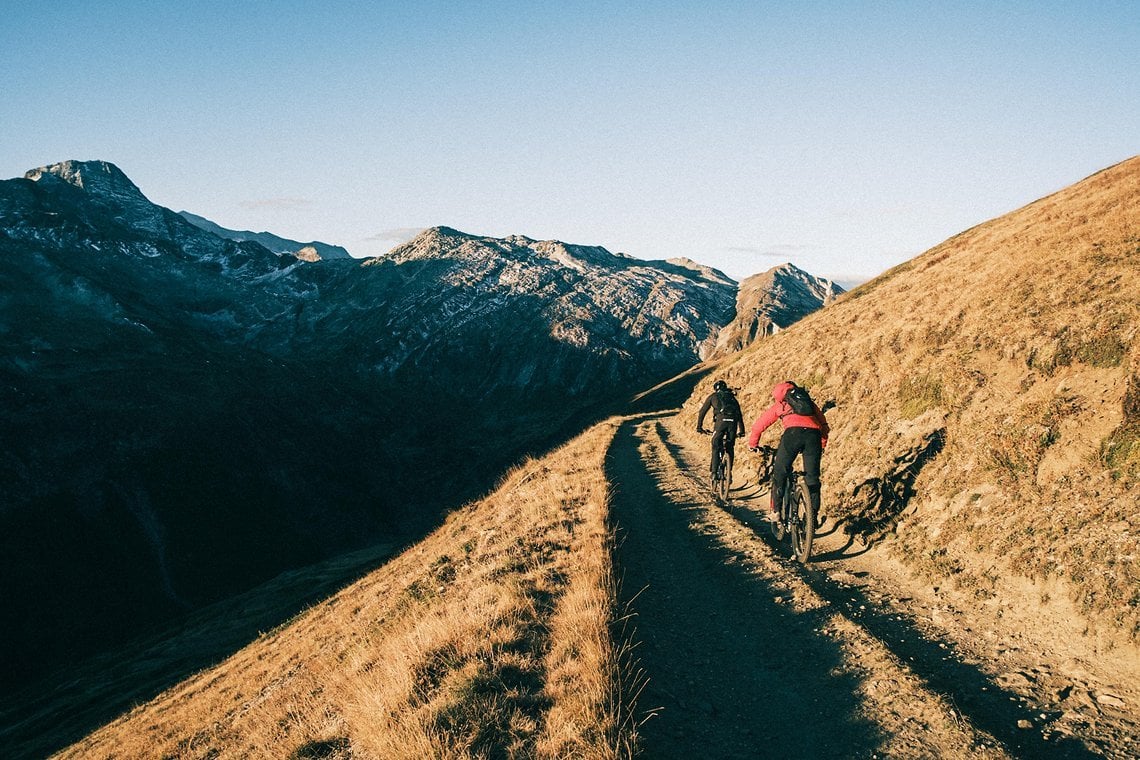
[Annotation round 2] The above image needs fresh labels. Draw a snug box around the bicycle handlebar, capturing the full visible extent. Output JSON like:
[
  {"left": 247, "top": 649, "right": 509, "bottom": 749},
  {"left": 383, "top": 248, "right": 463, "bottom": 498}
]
[{"left": 750, "top": 444, "right": 776, "bottom": 483}]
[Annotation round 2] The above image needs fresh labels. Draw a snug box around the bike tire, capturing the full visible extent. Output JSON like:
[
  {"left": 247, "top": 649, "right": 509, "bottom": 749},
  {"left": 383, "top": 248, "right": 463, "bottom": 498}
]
[
  {"left": 771, "top": 482, "right": 787, "bottom": 541},
  {"left": 717, "top": 456, "right": 731, "bottom": 499},
  {"left": 790, "top": 477, "right": 815, "bottom": 563}
]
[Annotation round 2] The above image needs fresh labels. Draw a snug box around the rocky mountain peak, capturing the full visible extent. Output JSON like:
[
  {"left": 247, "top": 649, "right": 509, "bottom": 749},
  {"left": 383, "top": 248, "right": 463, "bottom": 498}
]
[
  {"left": 23, "top": 159, "right": 171, "bottom": 237},
  {"left": 764, "top": 262, "right": 842, "bottom": 301},
  {"left": 377, "top": 225, "right": 738, "bottom": 359},
  {"left": 384, "top": 226, "right": 475, "bottom": 263},
  {"left": 391, "top": 227, "right": 664, "bottom": 278},
  {"left": 709, "top": 261, "right": 844, "bottom": 358},
  {"left": 26, "top": 160, "right": 149, "bottom": 205}
]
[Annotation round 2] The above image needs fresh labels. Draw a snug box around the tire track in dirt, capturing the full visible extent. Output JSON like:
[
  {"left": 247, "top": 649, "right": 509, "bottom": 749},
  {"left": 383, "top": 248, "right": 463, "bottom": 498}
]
[
  {"left": 666, "top": 409, "right": 1139, "bottom": 759},
  {"left": 608, "top": 414, "right": 1118, "bottom": 758},
  {"left": 608, "top": 415, "right": 880, "bottom": 758}
]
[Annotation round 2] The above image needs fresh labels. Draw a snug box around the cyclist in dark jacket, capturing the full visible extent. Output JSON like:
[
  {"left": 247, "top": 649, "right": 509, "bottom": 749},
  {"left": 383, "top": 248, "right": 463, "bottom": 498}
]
[
  {"left": 747, "top": 381, "right": 830, "bottom": 521},
  {"left": 696, "top": 379, "right": 747, "bottom": 478}
]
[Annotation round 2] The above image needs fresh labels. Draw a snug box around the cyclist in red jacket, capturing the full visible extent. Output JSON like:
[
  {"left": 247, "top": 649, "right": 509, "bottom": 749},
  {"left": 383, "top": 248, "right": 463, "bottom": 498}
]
[{"left": 747, "top": 381, "right": 829, "bottom": 521}]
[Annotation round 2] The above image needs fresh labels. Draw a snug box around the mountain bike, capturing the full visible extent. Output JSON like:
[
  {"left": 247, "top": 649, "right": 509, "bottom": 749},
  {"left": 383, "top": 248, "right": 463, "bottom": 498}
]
[
  {"left": 701, "top": 430, "right": 733, "bottom": 500},
  {"left": 712, "top": 442, "right": 732, "bottom": 500},
  {"left": 754, "top": 445, "right": 814, "bottom": 563}
]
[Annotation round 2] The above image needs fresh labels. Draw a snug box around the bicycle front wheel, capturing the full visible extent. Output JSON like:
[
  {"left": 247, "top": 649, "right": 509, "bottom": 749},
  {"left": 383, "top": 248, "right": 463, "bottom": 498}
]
[
  {"left": 771, "top": 485, "right": 786, "bottom": 541},
  {"left": 790, "top": 478, "right": 815, "bottom": 563}
]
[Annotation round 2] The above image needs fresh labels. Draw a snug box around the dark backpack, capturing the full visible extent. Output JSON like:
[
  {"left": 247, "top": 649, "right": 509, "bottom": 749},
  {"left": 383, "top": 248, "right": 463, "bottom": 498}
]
[
  {"left": 783, "top": 384, "right": 815, "bottom": 416},
  {"left": 713, "top": 389, "right": 739, "bottom": 421}
]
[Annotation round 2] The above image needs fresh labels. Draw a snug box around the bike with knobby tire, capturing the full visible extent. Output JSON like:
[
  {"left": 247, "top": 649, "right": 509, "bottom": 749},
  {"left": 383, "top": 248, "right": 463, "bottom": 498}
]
[
  {"left": 700, "top": 429, "right": 734, "bottom": 501},
  {"left": 712, "top": 440, "right": 732, "bottom": 500},
  {"left": 754, "top": 444, "right": 815, "bottom": 563},
  {"left": 752, "top": 399, "right": 834, "bottom": 562}
]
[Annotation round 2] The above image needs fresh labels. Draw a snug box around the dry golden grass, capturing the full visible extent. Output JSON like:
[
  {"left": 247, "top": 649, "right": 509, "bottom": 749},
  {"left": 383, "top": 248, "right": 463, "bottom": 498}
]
[
  {"left": 681, "top": 156, "right": 1140, "bottom": 640},
  {"left": 58, "top": 421, "right": 638, "bottom": 759},
  {"left": 51, "top": 156, "right": 1139, "bottom": 758}
]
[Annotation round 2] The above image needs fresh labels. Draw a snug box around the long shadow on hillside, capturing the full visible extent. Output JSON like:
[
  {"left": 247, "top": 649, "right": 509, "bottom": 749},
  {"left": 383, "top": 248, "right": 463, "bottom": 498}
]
[
  {"left": 794, "top": 568, "right": 1099, "bottom": 758},
  {"left": 0, "top": 543, "right": 397, "bottom": 760},
  {"left": 626, "top": 363, "right": 714, "bottom": 414},
  {"left": 652, "top": 423, "right": 1101, "bottom": 759},
  {"left": 608, "top": 416, "right": 882, "bottom": 758},
  {"left": 0, "top": 367, "right": 714, "bottom": 760}
]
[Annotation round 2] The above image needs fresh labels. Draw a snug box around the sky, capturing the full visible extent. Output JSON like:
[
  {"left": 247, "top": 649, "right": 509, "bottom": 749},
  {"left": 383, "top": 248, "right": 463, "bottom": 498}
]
[{"left": 3, "top": 1, "right": 1137, "bottom": 286}]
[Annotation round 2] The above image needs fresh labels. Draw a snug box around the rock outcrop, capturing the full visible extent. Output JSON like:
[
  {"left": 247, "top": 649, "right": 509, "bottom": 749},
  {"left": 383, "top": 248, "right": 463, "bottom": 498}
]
[{"left": 711, "top": 262, "right": 843, "bottom": 358}]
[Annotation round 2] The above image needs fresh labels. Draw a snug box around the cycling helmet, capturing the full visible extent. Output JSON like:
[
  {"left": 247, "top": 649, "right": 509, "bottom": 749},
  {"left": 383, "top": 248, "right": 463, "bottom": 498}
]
[{"left": 713, "top": 379, "right": 728, "bottom": 392}]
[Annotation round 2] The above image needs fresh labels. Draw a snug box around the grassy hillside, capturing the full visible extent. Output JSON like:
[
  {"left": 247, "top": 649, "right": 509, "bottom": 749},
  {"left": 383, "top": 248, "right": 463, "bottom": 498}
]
[
  {"left": 56, "top": 421, "right": 639, "bottom": 759},
  {"left": 39, "top": 157, "right": 1139, "bottom": 757},
  {"left": 679, "top": 156, "right": 1140, "bottom": 639}
]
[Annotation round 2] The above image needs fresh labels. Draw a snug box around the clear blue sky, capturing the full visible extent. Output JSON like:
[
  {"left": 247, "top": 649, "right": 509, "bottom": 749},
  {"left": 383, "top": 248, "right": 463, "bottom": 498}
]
[{"left": 3, "top": 1, "right": 1136, "bottom": 285}]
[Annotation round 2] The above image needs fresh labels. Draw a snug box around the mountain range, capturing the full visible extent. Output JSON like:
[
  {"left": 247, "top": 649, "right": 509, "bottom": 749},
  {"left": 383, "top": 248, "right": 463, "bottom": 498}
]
[
  {"left": 177, "top": 210, "right": 351, "bottom": 261},
  {"left": 19, "top": 155, "right": 1139, "bottom": 760},
  {"left": 0, "top": 160, "right": 837, "bottom": 690}
]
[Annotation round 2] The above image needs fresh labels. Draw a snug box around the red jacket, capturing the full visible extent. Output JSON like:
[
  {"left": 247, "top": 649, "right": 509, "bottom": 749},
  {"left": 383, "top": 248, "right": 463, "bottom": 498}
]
[{"left": 747, "top": 381, "right": 830, "bottom": 449}]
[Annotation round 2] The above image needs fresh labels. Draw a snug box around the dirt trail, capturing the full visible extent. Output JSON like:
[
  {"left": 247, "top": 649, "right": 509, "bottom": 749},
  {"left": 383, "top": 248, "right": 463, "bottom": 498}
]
[{"left": 607, "top": 414, "right": 1139, "bottom": 759}]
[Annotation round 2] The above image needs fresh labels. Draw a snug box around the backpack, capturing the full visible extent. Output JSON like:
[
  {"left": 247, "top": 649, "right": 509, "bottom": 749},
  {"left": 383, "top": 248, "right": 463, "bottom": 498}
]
[
  {"left": 783, "top": 384, "right": 815, "bottom": 416},
  {"left": 713, "top": 388, "right": 739, "bottom": 421}
]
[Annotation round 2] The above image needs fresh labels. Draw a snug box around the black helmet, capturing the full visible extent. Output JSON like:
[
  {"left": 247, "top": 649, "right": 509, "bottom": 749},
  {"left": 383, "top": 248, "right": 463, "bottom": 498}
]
[{"left": 713, "top": 379, "right": 728, "bottom": 392}]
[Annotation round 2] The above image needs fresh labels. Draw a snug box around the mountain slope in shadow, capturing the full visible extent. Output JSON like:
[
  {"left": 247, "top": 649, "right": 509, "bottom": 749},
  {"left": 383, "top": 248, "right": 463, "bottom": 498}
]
[{"left": 0, "top": 160, "right": 737, "bottom": 692}]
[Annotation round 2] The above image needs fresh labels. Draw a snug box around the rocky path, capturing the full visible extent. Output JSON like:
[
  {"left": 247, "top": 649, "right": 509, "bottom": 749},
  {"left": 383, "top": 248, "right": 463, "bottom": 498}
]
[{"left": 607, "top": 414, "right": 1139, "bottom": 759}]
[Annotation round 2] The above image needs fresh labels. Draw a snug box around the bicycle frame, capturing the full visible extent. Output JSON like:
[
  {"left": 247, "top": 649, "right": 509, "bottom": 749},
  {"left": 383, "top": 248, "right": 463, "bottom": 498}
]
[
  {"left": 712, "top": 444, "right": 732, "bottom": 499},
  {"left": 703, "top": 429, "right": 734, "bottom": 500},
  {"left": 755, "top": 445, "right": 814, "bottom": 563}
]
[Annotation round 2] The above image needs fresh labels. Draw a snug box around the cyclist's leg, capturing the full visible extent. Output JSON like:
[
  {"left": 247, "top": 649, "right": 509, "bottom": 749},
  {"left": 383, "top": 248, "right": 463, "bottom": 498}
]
[
  {"left": 722, "top": 424, "right": 737, "bottom": 474},
  {"left": 770, "top": 433, "right": 797, "bottom": 517},
  {"left": 710, "top": 425, "right": 728, "bottom": 474},
  {"left": 799, "top": 429, "right": 824, "bottom": 514}
]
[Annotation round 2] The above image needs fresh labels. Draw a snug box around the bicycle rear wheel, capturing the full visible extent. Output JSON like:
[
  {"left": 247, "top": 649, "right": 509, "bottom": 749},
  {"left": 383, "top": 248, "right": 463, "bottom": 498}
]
[
  {"left": 790, "top": 478, "right": 815, "bottom": 563},
  {"left": 716, "top": 455, "right": 731, "bottom": 499}
]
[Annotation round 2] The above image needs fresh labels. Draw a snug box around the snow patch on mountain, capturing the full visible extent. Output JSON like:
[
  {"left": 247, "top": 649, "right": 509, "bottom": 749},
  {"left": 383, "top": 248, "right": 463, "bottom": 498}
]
[{"left": 381, "top": 226, "right": 738, "bottom": 360}]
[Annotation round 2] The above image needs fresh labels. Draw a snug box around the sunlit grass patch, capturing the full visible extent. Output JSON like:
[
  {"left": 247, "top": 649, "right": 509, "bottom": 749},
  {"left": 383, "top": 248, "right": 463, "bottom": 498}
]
[
  {"left": 1102, "top": 423, "right": 1140, "bottom": 483},
  {"left": 897, "top": 374, "right": 944, "bottom": 419},
  {"left": 1101, "top": 371, "right": 1140, "bottom": 484}
]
